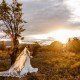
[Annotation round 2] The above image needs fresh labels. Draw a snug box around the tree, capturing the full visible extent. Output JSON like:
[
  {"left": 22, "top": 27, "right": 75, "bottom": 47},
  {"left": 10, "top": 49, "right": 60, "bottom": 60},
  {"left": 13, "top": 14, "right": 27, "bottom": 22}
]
[
  {"left": 0, "top": 0, "right": 26, "bottom": 64},
  {"left": 0, "top": 41, "right": 6, "bottom": 50},
  {"left": 66, "top": 37, "right": 80, "bottom": 53},
  {"left": 49, "top": 41, "right": 63, "bottom": 52}
]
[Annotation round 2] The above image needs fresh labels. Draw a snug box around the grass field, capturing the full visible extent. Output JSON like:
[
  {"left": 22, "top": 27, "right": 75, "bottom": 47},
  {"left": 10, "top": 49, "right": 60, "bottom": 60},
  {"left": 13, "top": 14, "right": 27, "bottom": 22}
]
[
  {"left": 0, "top": 50, "right": 80, "bottom": 80},
  {"left": 31, "top": 51, "right": 80, "bottom": 80}
]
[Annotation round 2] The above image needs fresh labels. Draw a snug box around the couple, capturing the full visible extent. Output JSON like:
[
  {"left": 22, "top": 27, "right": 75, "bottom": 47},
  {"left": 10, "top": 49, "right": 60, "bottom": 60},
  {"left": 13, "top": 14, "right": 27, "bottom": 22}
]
[{"left": 0, "top": 47, "right": 38, "bottom": 77}]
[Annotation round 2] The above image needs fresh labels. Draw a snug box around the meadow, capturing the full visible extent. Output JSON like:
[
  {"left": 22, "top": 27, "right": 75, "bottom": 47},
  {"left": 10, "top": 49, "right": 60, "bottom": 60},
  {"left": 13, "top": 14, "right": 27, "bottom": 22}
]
[{"left": 0, "top": 38, "right": 80, "bottom": 80}]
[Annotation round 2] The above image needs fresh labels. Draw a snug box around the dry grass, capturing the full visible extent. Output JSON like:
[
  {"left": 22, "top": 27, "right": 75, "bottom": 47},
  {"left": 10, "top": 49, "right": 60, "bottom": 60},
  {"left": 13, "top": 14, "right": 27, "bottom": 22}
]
[
  {"left": 0, "top": 51, "right": 80, "bottom": 80},
  {"left": 31, "top": 51, "right": 80, "bottom": 80}
]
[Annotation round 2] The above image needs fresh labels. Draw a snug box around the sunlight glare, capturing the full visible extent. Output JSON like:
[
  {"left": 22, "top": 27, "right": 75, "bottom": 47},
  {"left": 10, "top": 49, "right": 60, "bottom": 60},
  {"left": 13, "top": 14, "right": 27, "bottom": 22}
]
[
  {"left": 49, "top": 29, "right": 80, "bottom": 44},
  {"left": 28, "top": 29, "right": 80, "bottom": 44}
]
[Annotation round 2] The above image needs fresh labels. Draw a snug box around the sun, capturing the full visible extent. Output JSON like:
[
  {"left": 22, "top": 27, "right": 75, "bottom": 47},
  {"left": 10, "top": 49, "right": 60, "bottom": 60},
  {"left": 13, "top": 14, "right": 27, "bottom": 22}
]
[
  {"left": 28, "top": 29, "right": 80, "bottom": 44},
  {"left": 49, "top": 29, "right": 73, "bottom": 44},
  {"left": 50, "top": 29, "right": 69, "bottom": 44}
]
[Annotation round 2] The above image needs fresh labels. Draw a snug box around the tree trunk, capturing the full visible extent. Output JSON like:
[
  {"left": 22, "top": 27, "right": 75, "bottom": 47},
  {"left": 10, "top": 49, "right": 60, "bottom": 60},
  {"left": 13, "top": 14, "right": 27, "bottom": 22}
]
[{"left": 10, "top": 37, "right": 19, "bottom": 65}]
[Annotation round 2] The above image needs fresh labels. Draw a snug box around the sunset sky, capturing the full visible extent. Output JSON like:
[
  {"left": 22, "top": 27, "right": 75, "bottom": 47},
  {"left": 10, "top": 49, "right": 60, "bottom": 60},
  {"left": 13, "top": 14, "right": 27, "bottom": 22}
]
[{"left": 0, "top": 0, "right": 80, "bottom": 43}]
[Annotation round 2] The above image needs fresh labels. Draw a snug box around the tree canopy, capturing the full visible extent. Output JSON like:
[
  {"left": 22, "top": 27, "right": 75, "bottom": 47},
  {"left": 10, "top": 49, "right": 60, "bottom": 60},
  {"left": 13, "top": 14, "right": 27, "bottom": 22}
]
[{"left": 0, "top": 0, "right": 26, "bottom": 41}]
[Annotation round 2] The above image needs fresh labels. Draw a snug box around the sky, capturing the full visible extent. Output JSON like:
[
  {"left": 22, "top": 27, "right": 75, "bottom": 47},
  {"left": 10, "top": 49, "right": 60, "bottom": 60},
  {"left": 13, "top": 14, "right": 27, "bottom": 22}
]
[
  {"left": 0, "top": 0, "right": 80, "bottom": 43},
  {"left": 22, "top": 0, "right": 80, "bottom": 34}
]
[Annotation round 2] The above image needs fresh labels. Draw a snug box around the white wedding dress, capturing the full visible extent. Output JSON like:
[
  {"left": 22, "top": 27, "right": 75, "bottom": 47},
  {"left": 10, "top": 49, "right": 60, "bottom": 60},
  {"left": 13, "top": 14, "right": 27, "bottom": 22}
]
[{"left": 0, "top": 47, "right": 38, "bottom": 77}]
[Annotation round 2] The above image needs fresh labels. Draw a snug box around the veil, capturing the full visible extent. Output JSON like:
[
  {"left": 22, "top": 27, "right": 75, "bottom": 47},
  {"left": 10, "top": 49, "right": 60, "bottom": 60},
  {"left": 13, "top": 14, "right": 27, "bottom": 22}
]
[{"left": 0, "top": 47, "right": 38, "bottom": 77}]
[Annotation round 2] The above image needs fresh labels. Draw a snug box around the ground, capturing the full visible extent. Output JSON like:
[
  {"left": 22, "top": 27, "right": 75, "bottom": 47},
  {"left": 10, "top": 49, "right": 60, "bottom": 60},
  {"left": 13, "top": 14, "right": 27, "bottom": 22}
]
[
  {"left": 31, "top": 51, "right": 80, "bottom": 80},
  {"left": 0, "top": 51, "right": 80, "bottom": 80}
]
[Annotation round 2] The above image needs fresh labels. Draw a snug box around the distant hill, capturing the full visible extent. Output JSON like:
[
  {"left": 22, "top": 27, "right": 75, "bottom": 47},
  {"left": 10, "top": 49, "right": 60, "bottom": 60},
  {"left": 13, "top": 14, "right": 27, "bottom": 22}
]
[
  {"left": 0, "top": 41, "right": 11, "bottom": 47},
  {"left": 5, "top": 41, "right": 11, "bottom": 47}
]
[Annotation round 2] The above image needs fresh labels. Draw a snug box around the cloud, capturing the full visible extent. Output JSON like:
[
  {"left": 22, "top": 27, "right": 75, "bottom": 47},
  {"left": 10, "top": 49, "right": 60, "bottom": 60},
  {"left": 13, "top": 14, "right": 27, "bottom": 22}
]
[
  {"left": 64, "top": 0, "right": 80, "bottom": 27},
  {"left": 22, "top": 0, "right": 70, "bottom": 35},
  {"left": 0, "top": 0, "right": 80, "bottom": 37}
]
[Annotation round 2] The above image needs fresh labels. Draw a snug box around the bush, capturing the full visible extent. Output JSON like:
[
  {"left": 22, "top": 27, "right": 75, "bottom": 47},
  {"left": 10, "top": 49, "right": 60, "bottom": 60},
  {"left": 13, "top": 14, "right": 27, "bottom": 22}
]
[
  {"left": 49, "top": 41, "right": 63, "bottom": 52},
  {"left": 66, "top": 38, "right": 80, "bottom": 53}
]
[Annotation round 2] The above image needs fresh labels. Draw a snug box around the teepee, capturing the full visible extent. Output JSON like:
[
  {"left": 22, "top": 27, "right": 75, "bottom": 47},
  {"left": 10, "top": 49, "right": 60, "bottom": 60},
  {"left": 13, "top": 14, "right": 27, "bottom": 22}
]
[{"left": 0, "top": 47, "right": 38, "bottom": 77}]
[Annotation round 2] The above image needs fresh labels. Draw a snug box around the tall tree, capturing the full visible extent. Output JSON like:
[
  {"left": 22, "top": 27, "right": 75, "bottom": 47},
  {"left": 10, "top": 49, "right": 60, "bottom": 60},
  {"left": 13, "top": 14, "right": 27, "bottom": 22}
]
[{"left": 0, "top": 0, "right": 26, "bottom": 64}]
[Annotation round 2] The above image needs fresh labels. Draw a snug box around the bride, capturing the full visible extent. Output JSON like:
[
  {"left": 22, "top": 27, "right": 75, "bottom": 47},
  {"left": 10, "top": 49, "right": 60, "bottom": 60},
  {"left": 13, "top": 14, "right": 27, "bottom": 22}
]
[
  {"left": 20, "top": 47, "right": 38, "bottom": 76},
  {"left": 0, "top": 47, "right": 38, "bottom": 77}
]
